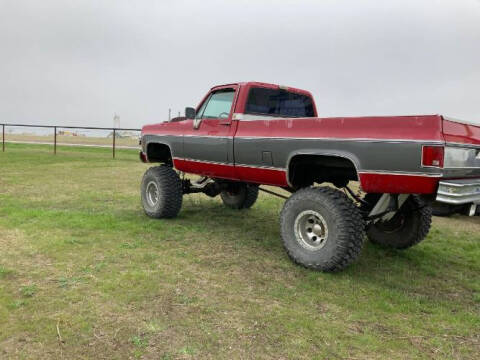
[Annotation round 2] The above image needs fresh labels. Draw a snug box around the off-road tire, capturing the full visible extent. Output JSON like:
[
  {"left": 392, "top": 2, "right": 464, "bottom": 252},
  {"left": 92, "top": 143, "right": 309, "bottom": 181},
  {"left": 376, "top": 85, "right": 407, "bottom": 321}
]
[
  {"left": 363, "top": 194, "right": 432, "bottom": 249},
  {"left": 141, "top": 166, "right": 183, "bottom": 218},
  {"left": 280, "top": 187, "right": 365, "bottom": 272},
  {"left": 220, "top": 183, "right": 259, "bottom": 209}
]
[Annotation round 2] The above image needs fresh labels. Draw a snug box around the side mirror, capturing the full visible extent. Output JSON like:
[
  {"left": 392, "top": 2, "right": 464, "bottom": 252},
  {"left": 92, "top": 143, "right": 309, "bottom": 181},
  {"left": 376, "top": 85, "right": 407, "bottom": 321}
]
[{"left": 185, "top": 107, "right": 196, "bottom": 119}]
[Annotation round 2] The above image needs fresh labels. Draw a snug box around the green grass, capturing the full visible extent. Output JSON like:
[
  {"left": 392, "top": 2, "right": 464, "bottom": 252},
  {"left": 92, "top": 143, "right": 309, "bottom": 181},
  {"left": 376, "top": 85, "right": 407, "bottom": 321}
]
[{"left": 0, "top": 143, "right": 479, "bottom": 359}]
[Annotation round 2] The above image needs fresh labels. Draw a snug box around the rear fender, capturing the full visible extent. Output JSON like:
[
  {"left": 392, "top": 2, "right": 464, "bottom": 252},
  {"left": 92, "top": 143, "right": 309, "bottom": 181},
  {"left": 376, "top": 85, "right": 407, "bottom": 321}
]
[{"left": 286, "top": 150, "right": 361, "bottom": 188}]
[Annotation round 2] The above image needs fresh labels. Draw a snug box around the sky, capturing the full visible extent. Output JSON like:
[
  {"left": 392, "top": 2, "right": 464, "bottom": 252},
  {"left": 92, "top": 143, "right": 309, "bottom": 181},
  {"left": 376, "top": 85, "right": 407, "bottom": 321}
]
[{"left": 0, "top": 0, "right": 479, "bottom": 129}]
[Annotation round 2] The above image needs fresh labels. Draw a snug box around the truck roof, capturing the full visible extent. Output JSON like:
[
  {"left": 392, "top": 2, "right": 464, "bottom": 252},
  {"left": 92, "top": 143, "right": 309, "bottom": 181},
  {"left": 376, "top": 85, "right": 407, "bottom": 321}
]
[{"left": 210, "top": 81, "right": 313, "bottom": 97}]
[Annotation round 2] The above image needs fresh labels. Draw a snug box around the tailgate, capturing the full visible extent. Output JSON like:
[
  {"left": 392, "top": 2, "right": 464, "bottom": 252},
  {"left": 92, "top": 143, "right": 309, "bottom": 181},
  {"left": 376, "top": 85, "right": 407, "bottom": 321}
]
[
  {"left": 436, "top": 116, "right": 480, "bottom": 206},
  {"left": 441, "top": 116, "right": 480, "bottom": 176},
  {"left": 442, "top": 116, "right": 480, "bottom": 146}
]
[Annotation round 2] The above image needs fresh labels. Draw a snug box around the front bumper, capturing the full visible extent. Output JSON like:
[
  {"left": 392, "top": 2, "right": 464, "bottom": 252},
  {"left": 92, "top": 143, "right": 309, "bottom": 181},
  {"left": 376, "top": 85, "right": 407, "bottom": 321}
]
[{"left": 436, "top": 179, "right": 480, "bottom": 205}]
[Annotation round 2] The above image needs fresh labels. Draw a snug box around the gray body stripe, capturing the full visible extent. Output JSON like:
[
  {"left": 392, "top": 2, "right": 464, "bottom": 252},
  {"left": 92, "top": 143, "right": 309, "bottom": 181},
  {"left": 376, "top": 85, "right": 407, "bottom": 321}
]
[
  {"left": 159, "top": 133, "right": 444, "bottom": 144},
  {"left": 146, "top": 132, "right": 446, "bottom": 144},
  {"left": 174, "top": 157, "right": 231, "bottom": 165},
  {"left": 143, "top": 133, "right": 479, "bottom": 183},
  {"left": 233, "top": 137, "right": 434, "bottom": 175}
]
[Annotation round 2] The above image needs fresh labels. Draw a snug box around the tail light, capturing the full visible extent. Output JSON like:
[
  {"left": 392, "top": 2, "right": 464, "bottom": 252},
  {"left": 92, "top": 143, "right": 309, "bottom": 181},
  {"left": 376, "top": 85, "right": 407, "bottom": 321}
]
[{"left": 422, "top": 145, "right": 444, "bottom": 168}]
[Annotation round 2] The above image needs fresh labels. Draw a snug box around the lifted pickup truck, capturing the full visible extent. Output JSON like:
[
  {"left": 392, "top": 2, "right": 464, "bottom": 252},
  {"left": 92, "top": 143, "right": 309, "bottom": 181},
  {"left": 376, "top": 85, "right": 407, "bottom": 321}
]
[{"left": 139, "top": 81, "right": 480, "bottom": 272}]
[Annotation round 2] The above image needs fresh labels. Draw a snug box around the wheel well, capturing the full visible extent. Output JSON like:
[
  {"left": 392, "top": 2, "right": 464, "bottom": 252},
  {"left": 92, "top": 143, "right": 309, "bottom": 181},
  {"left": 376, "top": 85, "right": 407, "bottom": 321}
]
[
  {"left": 288, "top": 154, "right": 358, "bottom": 188},
  {"left": 146, "top": 143, "right": 172, "bottom": 164}
]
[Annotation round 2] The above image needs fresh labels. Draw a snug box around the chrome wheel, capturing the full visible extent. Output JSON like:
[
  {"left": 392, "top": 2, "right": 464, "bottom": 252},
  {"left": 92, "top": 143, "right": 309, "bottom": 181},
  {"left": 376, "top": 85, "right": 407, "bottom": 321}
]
[
  {"left": 294, "top": 210, "right": 329, "bottom": 250},
  {"left": 146, "top": 181, "right": 159, "bottom": 207}
]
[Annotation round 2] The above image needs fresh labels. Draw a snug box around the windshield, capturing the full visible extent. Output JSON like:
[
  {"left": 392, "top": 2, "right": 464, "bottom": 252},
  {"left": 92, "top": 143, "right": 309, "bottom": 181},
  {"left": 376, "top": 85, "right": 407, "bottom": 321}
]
[
  {"left": 245, "top": 87, "right": 314, "bottom": 117},
  {"left": 198, "top": 89, "right": 235, "bottom": 119}
]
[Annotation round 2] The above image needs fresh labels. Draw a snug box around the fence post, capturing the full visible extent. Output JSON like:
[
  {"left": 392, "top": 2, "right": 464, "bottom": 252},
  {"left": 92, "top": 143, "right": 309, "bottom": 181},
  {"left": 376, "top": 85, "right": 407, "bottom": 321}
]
[
  {"left": 113, "top": 129, "right": 116, "bottom": 159},
  {"left": 2, "top": 124, "right": 4, "bottom": 152},
  {"left": 54, "top": 126, "right": 57, "bottom": 155}
]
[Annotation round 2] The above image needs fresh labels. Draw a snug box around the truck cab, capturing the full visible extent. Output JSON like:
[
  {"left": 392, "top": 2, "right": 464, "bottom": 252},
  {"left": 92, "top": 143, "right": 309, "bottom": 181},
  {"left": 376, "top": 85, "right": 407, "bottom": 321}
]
[{"left": 142, "top": 82, "right": 318, "bottom": 184}]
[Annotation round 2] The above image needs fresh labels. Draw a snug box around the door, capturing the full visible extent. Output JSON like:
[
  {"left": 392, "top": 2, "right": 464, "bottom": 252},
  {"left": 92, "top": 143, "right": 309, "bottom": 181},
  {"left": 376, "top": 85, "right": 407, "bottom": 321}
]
[{"left": 181, "top": 87, "right": 237, "bottom": 179}]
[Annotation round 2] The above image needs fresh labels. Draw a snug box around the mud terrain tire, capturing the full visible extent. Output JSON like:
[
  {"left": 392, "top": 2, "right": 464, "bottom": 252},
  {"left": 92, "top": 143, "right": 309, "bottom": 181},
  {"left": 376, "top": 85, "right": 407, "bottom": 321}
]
[
  {"left": 280, "top": 187, "right": 365, "bottom": 272},
  {"left": 141, "top": 166, "right": 183, "bottom": 218},
  {"left": 363, "top": 194, "right": 432, "bottom": 249},
  {"left": 220, "top": 183, "right": 259, "bottom": 209}
]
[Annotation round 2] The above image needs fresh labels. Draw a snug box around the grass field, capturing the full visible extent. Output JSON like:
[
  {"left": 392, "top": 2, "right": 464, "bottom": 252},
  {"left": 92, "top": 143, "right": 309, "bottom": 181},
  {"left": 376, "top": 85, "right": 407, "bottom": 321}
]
[{"left": 0, "top": 144, "right": 479, "bottom": 359}]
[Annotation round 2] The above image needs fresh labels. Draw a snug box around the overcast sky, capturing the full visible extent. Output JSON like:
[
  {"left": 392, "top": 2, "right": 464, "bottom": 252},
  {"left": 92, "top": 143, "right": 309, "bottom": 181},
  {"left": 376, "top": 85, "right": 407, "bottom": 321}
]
[{"left": 1, "top": 0, "right": 479, "bottom": 128}]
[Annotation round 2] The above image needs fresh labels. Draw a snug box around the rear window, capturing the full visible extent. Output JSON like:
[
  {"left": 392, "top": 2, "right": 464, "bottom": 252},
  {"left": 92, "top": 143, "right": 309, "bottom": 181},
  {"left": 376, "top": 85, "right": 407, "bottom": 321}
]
[{"left": 245, "top": 87, "right": 314, "bottom": 118}]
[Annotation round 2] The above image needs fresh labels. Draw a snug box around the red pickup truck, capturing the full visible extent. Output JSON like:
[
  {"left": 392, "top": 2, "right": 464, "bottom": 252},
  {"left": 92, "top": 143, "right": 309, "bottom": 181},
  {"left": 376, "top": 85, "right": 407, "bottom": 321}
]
[{"left": 139, "top": 81, "right": 480, "bottom": 272}]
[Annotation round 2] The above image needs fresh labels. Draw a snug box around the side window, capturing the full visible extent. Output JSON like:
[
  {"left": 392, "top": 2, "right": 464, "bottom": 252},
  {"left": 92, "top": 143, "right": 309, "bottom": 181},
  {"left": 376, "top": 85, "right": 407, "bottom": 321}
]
[{"left": 201, "top": 90, "right": 235, "bottom": 119}]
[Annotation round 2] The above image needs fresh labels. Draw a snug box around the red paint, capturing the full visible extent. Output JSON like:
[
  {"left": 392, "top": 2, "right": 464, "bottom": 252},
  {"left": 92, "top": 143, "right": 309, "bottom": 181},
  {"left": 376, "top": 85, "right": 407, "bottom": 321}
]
[
  {"left": 173, "top": 159, "right": 238, "bottom": 180},
  {"left": 442, "top": 119, "right": 480, "bottom": 145},
  {"left": 234, "top": 115, "right": 444, "bottom": 141},
  {"left": 235, "top": 165, "right": 288, "bottom": 186},
  {"left": 359, "top": 173, "right": 439, "bottom": 194},
  {"left": 174, "top": 158, "right": 288, "bottom": 186},
  {"left": 142, "top": 119, "right": 191, "bottom": 136}
]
